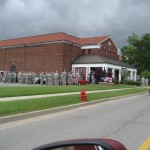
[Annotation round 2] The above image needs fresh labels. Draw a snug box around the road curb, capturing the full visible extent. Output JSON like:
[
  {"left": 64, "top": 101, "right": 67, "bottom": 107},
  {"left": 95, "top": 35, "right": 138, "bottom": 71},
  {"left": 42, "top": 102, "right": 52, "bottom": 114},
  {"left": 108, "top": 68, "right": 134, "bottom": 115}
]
[{"left": 0, "top": 92, "right": 147, "bottom": 124}]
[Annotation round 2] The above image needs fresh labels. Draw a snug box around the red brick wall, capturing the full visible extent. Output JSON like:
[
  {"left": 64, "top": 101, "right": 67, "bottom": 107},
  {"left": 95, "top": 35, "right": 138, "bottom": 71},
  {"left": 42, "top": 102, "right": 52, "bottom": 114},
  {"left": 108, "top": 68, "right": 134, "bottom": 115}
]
[
  {"left": 63, "top": 43, "right": 81, "bottom": 72},
  {"left": 0, "top": 47, "right": 25, "bottom": 72},
  {"left": 82, "top": 38, "right": 119, "bottom": 60},
  {"left": 0, "top": 42, "right": 81, "bottom": 74},
  {"left": 0, "top": 48, "right": 5, "bottom": 71},
  {"left": 100, "top": 38, "right": 119, "bottom": 60}
]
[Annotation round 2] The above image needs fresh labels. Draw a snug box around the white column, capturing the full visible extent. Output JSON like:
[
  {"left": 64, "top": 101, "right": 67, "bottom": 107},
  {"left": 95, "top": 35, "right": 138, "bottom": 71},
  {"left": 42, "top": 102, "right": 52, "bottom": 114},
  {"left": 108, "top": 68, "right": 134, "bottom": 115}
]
[
  {"left": 105, "top": 67, "right": 108, "bottom": 73},
  {"left": 130, "top": 71, "right": 133, "bottom": 80},
  {"left": 134, "top": 70, "right": 137, "bottom": 81},
  {"left": 72, "top": 67, "right": 75, "bottom": 73},
  {"left": 86, "top": 67, "right": 90, "bottom": 80},
  {"left": 132, "top": 71, "right": 137, "bottom": 81},
  {"left": 119, "top": 70, "right": 121, "bottom": 81},
  {"left": 112, "top": 68, "right": 115, "bottom": 81}
]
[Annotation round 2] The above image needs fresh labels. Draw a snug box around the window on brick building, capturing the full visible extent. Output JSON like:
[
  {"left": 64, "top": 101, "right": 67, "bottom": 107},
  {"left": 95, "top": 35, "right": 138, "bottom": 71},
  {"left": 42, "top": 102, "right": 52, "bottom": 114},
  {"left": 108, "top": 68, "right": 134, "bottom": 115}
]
[
  {"left": 82, "top": 49, "right": 85, "bottom": 54},
  {"left": 88, "top": 49, "right": 91, "bottom": 54}
]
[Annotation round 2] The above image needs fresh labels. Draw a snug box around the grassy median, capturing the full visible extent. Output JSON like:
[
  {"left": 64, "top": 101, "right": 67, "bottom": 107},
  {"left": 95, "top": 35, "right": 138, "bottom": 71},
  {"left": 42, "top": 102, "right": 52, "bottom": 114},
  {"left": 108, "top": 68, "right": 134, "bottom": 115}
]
[
  {"left": 0, "top": 84, "right": 135, "bottom": 98},
  {"left": 0, "top": 88, "right": 148, "bottom": 117}
]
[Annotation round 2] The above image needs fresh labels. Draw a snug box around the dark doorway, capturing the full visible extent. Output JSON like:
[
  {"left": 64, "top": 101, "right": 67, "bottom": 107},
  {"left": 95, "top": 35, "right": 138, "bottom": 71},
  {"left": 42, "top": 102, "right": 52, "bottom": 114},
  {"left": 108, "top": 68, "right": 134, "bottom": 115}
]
[
  {"left": 90, "top": 67, "right": 104, "bottom": 83},
  {"left": 115, "top": 70, "right": 119, "bottom": 81}
]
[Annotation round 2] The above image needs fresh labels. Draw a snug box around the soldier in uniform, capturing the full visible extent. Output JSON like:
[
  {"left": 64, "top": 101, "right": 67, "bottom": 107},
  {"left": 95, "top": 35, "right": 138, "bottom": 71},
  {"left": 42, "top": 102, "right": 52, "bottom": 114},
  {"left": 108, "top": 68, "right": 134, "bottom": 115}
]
[
  {"left": 74, "top": 72, "right": 79, "bottom": 85},
  {"left": 141, "top": 76, "right": 145, "bottom": 87},
  {"left": 45, "top": 72, "right": 49, "bottom": 85},
  {"left": 22, "top": 71, "right": 25, "bottom": 83},
  {"left": 67, "top": 72, "right": 73, "bottom": 85},
  {"left": 8, "top": 72, "right": 12, "bottom": 83},
  {"left": 28, "top": 72, "right": 32, "bottom": 84},
  {"left": 17, "top": 71, "right": 21, "bottom": 83},
  {"left": 47, "top": 73, "right": 50, "bottom": 85},
  {"left": 12, "top": 72, "right": 17, "bottom": 83},
  {"left": 62, "top": 70, "right": 67, "bottom": 85},
  {"left": 40, "top": 72, "right": 44, "bottom": 85},
  {"left": 3, "top": 71, "right": 7, "bottom": 83},
  {"left": 47, "top": 72, "right": 53, "bottom": 85},
  {"left": 0, "top": 72, "right": 2, "bottom": 82},
  {"left": 51, "top": 72, "right": 54, "bottom": 85},
  {"left": 32, "top": 72, "right": 36, "bottom": 84},
  {"left": 145, "top": 78, "right": 149, "bottom": 87},
  {"left": 54, "top": 71, "right": 59, "bottom": 85},
  {"left": 25, "top": 72, "right": 29, "bottom": 84},
  {"left": 91, "top": 74, "right": 95, "bottom": 84},
  {"left": 60, "top": 72, "right": 63, "bottom": 85}
]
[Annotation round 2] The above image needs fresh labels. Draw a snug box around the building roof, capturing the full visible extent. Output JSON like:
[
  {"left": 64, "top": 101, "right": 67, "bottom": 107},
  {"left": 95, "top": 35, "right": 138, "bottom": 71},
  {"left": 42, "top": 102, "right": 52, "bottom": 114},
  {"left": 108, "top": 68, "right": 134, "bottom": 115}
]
[
  {"left": 73, "top": 54, "right": 136, "bottom": 69},
  {"left": 0, "top": 32, "right": 110, "bottom": 47},
  {"left": 0, "top": 32, "right": 79, "bottom": 47},
  {"left": 80, "top": 36, "right": 109, "bottom": 45}
]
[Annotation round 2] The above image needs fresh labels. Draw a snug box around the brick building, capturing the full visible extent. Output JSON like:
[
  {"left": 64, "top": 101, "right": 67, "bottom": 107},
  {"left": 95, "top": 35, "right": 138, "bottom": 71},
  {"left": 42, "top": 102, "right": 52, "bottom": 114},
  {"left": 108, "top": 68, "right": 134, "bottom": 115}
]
[{"left": 0, "top": 32, "right": 137, "bottom": 81}]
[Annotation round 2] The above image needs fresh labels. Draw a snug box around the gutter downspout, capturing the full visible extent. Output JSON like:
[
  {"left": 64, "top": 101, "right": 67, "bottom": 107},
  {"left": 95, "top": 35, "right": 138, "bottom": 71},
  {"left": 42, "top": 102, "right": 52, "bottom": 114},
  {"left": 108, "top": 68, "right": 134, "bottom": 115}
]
[
  {"left": 24, "top": 45, "right": 26, "bottom": 72},
  {"left": 4, "top": 47, "right": 6, "bottom": 71}
]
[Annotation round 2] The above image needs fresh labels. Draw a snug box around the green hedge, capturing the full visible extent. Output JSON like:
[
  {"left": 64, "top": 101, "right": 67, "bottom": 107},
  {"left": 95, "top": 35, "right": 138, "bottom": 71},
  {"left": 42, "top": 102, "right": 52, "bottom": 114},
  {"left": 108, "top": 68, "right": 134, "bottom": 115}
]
[
  {"left": 115, "top": 80, "right": 141, "bottom": 86},
  {"left": 126, "top": 80, "right": 141, "bottom": 86}
]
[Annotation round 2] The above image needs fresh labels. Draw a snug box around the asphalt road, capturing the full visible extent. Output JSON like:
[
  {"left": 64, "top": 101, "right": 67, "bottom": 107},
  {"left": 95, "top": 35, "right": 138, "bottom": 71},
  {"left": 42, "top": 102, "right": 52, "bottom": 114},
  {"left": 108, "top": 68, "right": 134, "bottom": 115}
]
[{"left": 0, "top": 93, "right": 150, "bottom": 150}]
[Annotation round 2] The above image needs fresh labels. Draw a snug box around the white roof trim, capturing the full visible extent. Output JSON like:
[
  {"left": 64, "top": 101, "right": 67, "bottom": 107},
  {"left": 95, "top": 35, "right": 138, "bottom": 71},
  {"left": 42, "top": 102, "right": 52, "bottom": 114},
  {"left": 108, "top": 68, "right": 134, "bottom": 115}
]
[
  {"left": 98, "top": 36, "right": 121, "bottom": 55},
  {"left": 0, "top": 40, "right": 80, "bottom": 49},
  {"left": 109, "top": 36, "right": 121, "bottom": 55},
  {"left": 98, "top": 36, "right": 110, "bottom": 45},
  {"left": 0, "top": 45, "right": 25, "bottom": 49},
  {"left": 81, "top": 44, "right": 101, "bottom": 49},
  {"left": 72, "top": 63, "right": 137, "bottom": 71}
]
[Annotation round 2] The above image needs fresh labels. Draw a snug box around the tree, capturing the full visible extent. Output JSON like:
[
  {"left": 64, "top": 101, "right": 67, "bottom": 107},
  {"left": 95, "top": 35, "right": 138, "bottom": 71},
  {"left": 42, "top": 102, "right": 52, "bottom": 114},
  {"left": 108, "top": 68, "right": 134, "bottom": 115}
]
[
  {"left": 121, "top": 33, "right": 150, "bottom": 74},
  {"left": 121, "top": 69, "right": 129, "bottom": 84}
]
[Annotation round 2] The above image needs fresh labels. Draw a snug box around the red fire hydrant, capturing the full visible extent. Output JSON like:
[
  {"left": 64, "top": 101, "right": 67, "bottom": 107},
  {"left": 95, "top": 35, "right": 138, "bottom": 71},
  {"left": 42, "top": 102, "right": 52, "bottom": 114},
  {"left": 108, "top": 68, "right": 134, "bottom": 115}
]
[{"left": 80, "top": 89, "right": 87, "bottom": 102}]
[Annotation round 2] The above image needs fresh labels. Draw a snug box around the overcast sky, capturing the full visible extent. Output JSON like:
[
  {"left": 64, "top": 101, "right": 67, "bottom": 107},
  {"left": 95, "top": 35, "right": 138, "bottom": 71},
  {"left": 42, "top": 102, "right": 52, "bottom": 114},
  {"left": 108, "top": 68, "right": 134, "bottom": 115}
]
[{"left": 0, "top": 0, "right": 149, "bottom": 48}]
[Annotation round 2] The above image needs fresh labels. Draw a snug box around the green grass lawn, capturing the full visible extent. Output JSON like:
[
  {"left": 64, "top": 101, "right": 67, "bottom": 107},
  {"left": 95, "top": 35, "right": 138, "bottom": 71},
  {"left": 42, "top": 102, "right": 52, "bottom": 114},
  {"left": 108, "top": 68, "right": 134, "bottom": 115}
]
[
  {"left": 0, "top": 88, "right": 148, "bottom": 117},
  {"left": 0, "top": 84, "right": 136, "bottom": 97}
]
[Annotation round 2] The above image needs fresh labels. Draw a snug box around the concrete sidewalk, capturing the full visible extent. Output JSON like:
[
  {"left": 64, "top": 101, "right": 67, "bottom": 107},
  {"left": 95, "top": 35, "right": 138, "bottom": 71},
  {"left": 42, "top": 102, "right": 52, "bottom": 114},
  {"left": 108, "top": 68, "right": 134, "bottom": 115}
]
[{"left": 0, "top": 88, "right": 135, "bottom": 102}]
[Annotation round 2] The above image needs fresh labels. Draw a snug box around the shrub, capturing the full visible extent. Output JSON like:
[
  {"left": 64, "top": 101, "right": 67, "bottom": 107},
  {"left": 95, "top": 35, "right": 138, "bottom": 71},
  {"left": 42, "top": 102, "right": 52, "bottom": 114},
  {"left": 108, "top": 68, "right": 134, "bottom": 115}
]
[
  {"left": 123, "top": 80, "right": 141, "bottom": 86},
  {"left": 114, "top": 81, "right": 120, "bottom": 84}
]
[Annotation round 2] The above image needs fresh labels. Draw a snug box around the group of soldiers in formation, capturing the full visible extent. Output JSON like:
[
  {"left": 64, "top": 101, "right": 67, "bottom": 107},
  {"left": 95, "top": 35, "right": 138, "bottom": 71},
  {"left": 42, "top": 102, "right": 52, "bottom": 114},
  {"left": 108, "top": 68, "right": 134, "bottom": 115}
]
[
  {"left": 1, "top": 71, "right": 149, "bottom": 86},
  {"left": 141, "top": 76, "right": 149, "bottom": 87},
  {"left": 0, "top": 70, "right": 82, "bottom": 85}
]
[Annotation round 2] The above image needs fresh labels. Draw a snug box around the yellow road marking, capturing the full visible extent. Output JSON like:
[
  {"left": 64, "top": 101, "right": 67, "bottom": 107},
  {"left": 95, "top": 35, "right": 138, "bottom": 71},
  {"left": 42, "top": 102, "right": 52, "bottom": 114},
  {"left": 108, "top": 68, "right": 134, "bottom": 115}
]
[{"left": 139, "top": 136, "right": 150, "bottom": 150}]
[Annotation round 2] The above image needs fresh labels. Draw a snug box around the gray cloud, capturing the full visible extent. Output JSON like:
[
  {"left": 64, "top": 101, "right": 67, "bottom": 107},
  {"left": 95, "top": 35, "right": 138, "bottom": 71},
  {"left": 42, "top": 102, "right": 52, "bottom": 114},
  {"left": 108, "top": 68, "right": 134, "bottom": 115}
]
[{"left": 0, "top": 0, "right": 149, "bottom": 48}]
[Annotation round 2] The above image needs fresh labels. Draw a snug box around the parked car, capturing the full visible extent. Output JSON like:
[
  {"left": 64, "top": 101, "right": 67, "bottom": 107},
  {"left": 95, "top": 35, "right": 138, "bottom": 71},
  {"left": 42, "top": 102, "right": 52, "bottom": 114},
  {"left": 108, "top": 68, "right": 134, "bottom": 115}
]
[
  {"left": 33, "top": 138, "right": 127, "bottom": 150},
  {"left": 99, "top": 77, "right": 112, "bottom": 82},
  {"left": 104, "top": 77, "right": 112, "bottom": 82}
]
